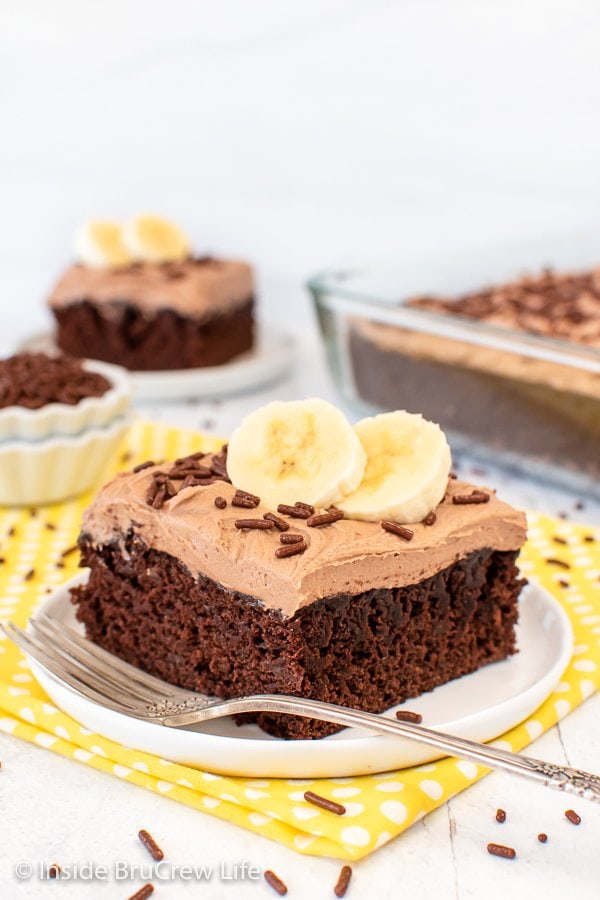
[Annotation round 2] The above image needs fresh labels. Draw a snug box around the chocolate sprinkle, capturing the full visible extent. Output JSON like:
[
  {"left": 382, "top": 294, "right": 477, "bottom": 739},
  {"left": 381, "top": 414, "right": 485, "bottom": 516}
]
[
  {"left": 422, "top": 512, "right": 437, "bottom": 526},
  {"left": 334, "top": 866, "right": 353, "bottom": 898},
  {"left": 395, "top": 710, "right": 423, "bottom": 724},
  {"left": 24, "top": 568, "right": 35, "bottom": 581},
  {"left": 496, "top": 808, "right": 506, "bottom": 824},
  {"left": 565, "top": 809, "right": 581, "bottom": 825},
  {"left": 553, "top": 536, "right": 568, "bottom": 545},
  {"left": 487, "top": 843, "right": 516, "bottom": 860},
  {"left": 133, "top": 460, "right": 155, "bottom": 473},
  {"left": 538, "top": 833, "right": 548, "bottom": 843},
  {"left": 275, "top": 541, "right": 307, "bottom": 559},
  {"left": 60, "top": 544, "right": 79, "bottom": 558},
  {"left": 138, "top": 829, "right": 164, "bottom": 861},
  {"left": 280, "top": 533, "right": 304, "bottom": 544},
  {"left": 452, "top": 490, "right": 490, "bottom": 505},
  {"left": 234, "top": 518, "right": 274, "bottom": 530},
  {"left": 546, "top": 558, "right": 570, "bottom": 570},
  {"left": 264, "top": 870, "right": 287, "bottom": 896},
  {"left": 381, "top": 521, "right": 414, "bottom": 541},
  {"left": 277, "top": 503, "right": 312, "bottom": 519},
  {"left": 558, "top": 578, "right": 570, "bottom": 588},
  {"left": 127, "top": 887, "right": 154, "bottom": 900},
  {"left": 306, "top": 510, "right": 344, "bottom": 527},
  {"left": 48, "top": 864, "right": 61, "bottom": 878},
  {"left": 263, "top": 512, "right": 290, "bottom": 531},
  {"left": 303, "top": 791, "right": 346, "bottom": 816},
  {"left": 214, "top": 496, "right": 227, "bottom": 509}
]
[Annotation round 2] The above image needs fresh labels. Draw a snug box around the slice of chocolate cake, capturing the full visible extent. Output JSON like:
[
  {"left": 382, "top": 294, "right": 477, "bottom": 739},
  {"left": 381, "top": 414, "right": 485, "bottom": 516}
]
[
  {"left": 47, "top": 215, "right": 255, "bottom": 371},
  {"left": 71, "top": 401, "right": 527, "bottom": 740},
  {"left": 48, "top": 258, "right": 254, "bottom": 371}
]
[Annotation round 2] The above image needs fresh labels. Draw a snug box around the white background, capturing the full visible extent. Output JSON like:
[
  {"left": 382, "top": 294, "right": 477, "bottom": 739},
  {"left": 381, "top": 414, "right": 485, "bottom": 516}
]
[{"left": 1, "top": 2, "right": 600, "bottom": 898}]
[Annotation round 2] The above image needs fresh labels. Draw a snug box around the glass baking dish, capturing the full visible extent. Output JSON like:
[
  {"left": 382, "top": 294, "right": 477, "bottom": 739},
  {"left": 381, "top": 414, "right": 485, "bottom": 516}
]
[{"left": 307, "top": 237, "right": 600, "bottom": 497}]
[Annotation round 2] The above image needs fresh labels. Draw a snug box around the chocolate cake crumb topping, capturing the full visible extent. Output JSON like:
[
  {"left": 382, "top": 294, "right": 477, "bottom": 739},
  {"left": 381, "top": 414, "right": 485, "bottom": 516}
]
[
  {"left": 334, "top": 865, "right": 353, "bottom": 898},
  {"left": 0, "top": 352, "right": 111, "bottom": 409},
  {"left": 409, "top": 266, "right": 600, "bottom": 346},
  {"left": 381, "top": 521, "right": 414, "bottom": 541},
  {"left": 303, "top": 790, "right": 346, "bottom": 816}
]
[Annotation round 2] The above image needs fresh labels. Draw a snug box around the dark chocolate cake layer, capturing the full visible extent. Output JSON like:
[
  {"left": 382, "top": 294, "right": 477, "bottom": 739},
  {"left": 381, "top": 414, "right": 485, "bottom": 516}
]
[
  {"left": 53, "top": 298, "right": 254, "bottom": 371},
  {"left": 72, "top": 533, "right": 522, "bottom": 740}
]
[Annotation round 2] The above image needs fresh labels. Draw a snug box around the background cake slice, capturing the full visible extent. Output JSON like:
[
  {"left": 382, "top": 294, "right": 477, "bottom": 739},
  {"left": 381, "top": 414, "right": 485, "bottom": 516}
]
[{"left": 47, "top": 215, "right": 255, "bottom": 371}]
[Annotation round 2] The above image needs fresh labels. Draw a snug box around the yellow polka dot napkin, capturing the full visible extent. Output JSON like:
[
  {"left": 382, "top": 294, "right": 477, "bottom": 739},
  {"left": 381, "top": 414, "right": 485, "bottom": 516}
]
[{"left": 0, "top": 420, "right": 598, "bottom": 860}]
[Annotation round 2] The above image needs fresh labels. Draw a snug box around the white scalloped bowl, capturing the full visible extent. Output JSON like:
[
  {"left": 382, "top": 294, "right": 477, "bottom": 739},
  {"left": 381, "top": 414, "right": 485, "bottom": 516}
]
[
  {"left": 0, "top": 360, "right": 132, "bottom": 442},
  {"left": 0, "top": 414, "right": 133, "bottom": 506}
]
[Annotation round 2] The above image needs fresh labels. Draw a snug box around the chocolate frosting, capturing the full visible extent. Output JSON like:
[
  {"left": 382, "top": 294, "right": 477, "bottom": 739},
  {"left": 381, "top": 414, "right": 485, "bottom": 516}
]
[
  {"left": 81, "top": 463, "right": 527, "bottom": 617},
  {"left": 48, "top": 258, "right": 254, "bottom": 320}
]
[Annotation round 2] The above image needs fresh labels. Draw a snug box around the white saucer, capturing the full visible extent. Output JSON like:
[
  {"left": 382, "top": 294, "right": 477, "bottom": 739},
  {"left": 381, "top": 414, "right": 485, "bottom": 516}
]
[
  {"left": 29, "top": 578, "right": 572, "bottom": 778},
  {"left": 19, "top": 330, "right": 296, "bottom": 401}
]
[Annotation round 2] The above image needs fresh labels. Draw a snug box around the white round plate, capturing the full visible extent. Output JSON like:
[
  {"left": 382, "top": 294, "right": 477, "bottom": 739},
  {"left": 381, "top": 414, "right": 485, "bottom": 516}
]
[
  {"left": 29, "top": 578, "right": 572, "bottom": 778},
  {"left": 19, "top": 330, "right": 296, "bottom": 401}
]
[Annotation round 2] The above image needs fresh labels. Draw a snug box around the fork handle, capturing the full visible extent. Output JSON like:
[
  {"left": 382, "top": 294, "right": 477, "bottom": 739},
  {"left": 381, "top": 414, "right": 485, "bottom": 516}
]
[{"left": 161, "top": 694, "right": 600, "bottom": 803}]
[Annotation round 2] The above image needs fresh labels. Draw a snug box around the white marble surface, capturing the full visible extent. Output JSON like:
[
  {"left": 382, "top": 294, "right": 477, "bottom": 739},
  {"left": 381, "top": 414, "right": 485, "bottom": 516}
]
[{"left": 1, "top": 1, "right": 600, "bottom": 897}]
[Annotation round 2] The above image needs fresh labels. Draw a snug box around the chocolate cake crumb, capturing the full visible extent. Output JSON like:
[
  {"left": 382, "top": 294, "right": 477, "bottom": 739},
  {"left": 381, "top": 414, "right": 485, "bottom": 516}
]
[
  {"left": 334, "top": 866, "right": 353, "bottom": 898},
  {"left": 395, "top": 710, "right": 423, "bottom": 723},
  {"left": 275, "top": 541, "right": 307, "bottom": 559},
  {"left": 303, "top": 791, "right": 346, "bottom": 815},
  {"left": 487, "top": 843, "right": 516, "bottom": 860},
  {"left": 565, "top": 809, "right": 581, "bottom": 825},
  {"left": 214, "top": 497, "right": 227, "bottom": 509},
  {"left": 0, "top": 352, "right": 111, "bottom": 409},
  {"left": 381, "top": 521, "right": 414, "bottom": 541},
  {"left": 496, "top": 808, "right": 506, "bottom": 823},
  {"left": 138, "top": 829, "right": 164, "bottom": 861},
  {"left": 264, "top": 870, "right": 287, "bottom": 895}
]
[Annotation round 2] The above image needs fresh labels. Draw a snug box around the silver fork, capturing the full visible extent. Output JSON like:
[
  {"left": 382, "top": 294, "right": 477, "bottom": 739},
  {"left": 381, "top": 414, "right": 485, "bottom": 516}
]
[{"left": 3, "top": 615, "right": 600, "bottom": 803}]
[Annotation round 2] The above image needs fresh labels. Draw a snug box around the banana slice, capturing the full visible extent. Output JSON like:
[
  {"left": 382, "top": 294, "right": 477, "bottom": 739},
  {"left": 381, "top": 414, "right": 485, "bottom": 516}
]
[
  {"left": 74, "top": 220, "right": 132, "bottom": 269},
  {"left": 226, "top": 399, "right": 367, "bottom": 509},
  {"left": 122, "top": 214, "right": 190, "bottom": 263},
  {"left": 338, "top": 411, "right": 451, "bottom": 524}
]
